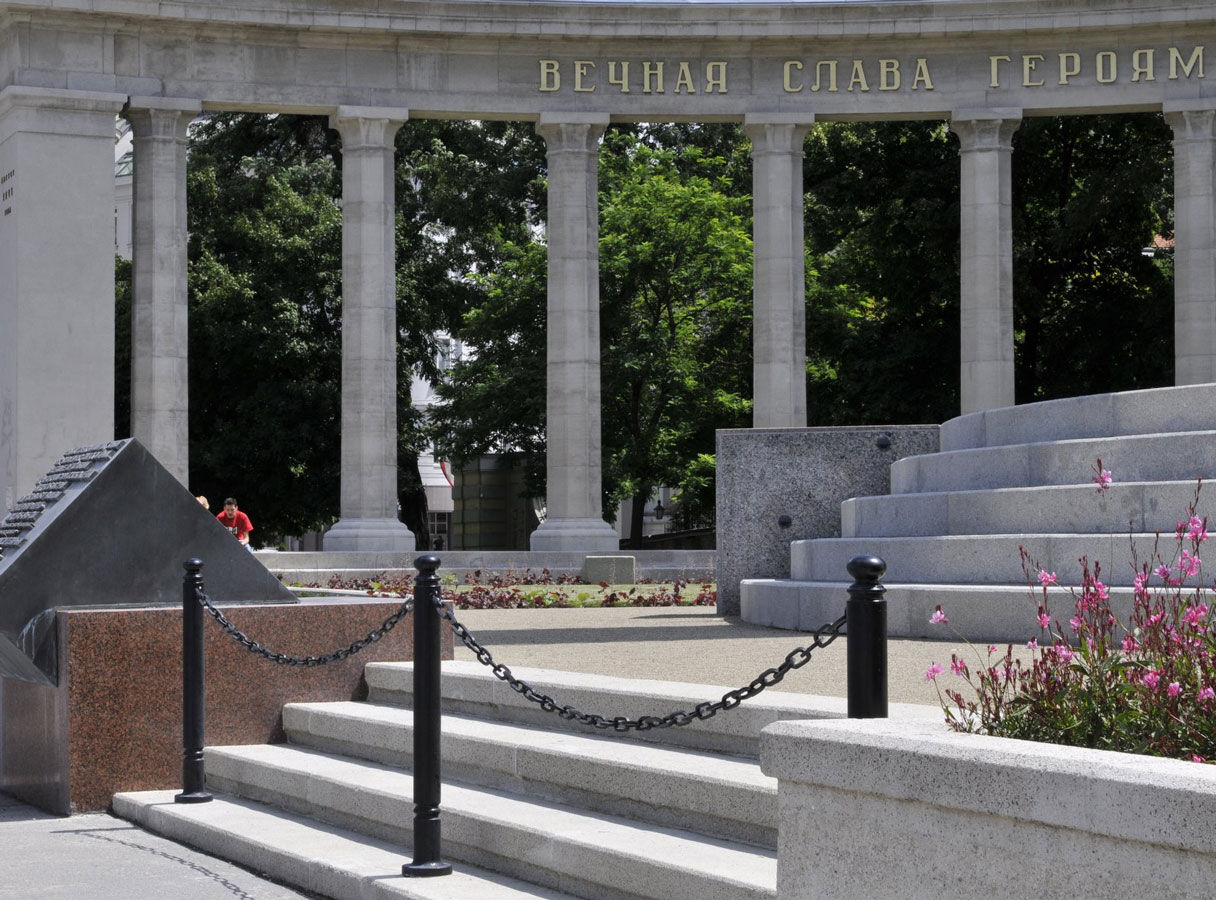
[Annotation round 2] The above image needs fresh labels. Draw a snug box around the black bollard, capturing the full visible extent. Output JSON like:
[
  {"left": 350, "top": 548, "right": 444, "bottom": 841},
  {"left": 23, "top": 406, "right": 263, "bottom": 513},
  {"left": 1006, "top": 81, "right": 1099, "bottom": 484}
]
[
  {"left": 402, "top": 554, "right": 453, "bottom": 877},
  {"left": 846, "top": 555, "right": 888, "bottom": 719},
  {"left": 176, "top": 558, "right": 212, "bottom": 803}
]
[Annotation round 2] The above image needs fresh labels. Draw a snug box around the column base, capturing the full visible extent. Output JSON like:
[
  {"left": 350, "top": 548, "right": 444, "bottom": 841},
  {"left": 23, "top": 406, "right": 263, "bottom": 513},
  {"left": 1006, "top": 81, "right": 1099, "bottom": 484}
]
[
  {"left": 529, "top": 517, "right": 620, "bottom": 552},
  {"left": 324, "top": 517, "right": 416, "bottom": 552}
]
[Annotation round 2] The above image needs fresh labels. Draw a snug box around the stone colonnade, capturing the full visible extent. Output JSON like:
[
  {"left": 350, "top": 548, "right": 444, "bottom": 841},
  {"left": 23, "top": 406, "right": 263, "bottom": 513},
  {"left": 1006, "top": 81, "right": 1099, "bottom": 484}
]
[{"left": 4, "top": 85, "right": 1216, "bottom": 546}]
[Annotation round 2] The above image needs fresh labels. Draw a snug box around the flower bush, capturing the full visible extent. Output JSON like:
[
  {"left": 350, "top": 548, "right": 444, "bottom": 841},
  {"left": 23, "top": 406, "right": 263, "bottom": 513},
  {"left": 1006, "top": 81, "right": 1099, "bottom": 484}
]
[{"left": 927, "top": 468, "right": 1216, "bottom": 763}]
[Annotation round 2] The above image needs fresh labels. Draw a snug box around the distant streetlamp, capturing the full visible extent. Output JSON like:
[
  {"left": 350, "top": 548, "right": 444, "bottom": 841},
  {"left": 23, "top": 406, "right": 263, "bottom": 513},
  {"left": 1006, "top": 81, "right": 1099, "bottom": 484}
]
[{"left": 654, "top": 501, "right": 665, "bottom": 520}]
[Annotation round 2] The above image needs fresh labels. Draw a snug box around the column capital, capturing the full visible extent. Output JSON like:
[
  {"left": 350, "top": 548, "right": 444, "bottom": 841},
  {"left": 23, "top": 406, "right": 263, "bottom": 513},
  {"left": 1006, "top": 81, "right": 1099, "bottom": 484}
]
[
  {"left": 535, "top": 115, "right": 608, "bottom": 152},
  {"left": 742, "top": 116, "right": 813, "bottom": 154},
  {"left": 329, "top": 107, "right": 408, "bottom": 149},
  {"left": 124, "top": 100, "right": 200, "bottom": 142},
  {"left": 1164, "top": 106, "right": 1216, "bottom": 142},
  {"left": 949, "top": 109, "right": 1022, "bottom": 153}
]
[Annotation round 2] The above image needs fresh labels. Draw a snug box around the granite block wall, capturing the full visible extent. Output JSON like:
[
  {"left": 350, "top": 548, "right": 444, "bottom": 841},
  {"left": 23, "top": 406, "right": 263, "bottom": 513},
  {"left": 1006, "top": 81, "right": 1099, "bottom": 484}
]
[
  {"left": 716, "top": 426, "right": 939, "bottom": 615},
  {"left": 1, "top": 598, "right": 445, "bottom": 814}
]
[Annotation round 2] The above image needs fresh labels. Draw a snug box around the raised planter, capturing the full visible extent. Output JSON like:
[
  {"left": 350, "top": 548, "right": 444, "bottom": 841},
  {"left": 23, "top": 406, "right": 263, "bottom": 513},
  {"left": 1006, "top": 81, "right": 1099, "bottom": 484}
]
[{"left": 761, "top": 715, "right": 1216, "bottom": 899}]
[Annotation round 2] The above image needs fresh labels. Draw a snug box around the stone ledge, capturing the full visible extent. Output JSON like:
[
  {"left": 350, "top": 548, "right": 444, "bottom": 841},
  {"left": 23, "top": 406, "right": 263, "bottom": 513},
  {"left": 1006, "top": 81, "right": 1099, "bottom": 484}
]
[{"left": 761, "top": 716, "right": 1216, "bottom": 899}]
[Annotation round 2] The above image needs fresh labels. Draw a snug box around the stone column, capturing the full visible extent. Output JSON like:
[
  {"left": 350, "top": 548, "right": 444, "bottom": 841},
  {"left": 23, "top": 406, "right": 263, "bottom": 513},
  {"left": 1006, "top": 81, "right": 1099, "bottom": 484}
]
[
  {"left": 950, "top": 110, "right": 1021, "bottom": 414},
  {"left": 0, "top": 87, "right": 126, "bottom": 513},
  {"left": 1165, "top": 104, "right": 1216, "bottom": 385},
  {"left": 125, "top": 98, "right": 200, "bottom": 486},
  {"left": 529, "top": 114, "right": 619, "bottom": 552},
  {"left": 744, "top": 116, "right": 812, "bottom": 428},
  {"left": 324, "top": 108, "right": 414, "bottom": 552}
]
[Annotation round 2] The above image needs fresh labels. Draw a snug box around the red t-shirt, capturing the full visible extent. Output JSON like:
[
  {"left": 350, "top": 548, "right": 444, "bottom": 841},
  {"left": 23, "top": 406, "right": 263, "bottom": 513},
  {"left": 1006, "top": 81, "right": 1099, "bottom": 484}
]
[{"left": 216, "top": 510, "right": 253, "bottom": 542}]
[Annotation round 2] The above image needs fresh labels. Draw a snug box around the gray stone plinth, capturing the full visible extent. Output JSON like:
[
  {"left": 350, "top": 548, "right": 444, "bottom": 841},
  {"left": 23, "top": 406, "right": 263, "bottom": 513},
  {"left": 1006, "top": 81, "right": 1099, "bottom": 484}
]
[
  {"left": 582, "top": 555, "right": 636, "bottom": 584},
  {"left": 715, "top": 426, "right": 939, "bottom": 615},
  {"left": 322, "top": 517, "right": 414, "bottom": 552},
  {"left": 529, "top": 517, "right": 620, "bottom": 552}
]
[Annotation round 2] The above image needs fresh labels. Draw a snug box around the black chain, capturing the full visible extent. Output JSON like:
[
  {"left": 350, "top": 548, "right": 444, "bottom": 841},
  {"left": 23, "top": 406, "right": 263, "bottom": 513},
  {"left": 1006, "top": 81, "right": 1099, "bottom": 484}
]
[
  {"left": 195, "top": 585, "right": 414, "bottom": 666},
  {"left": 434, "top": 595, "right": 847, "bottom": 731}
]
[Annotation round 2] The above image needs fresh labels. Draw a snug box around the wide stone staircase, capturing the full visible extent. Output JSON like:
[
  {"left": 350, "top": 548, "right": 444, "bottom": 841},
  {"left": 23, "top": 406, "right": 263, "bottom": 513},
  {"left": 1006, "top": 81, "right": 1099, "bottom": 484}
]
[
  {"left": 113, "top": 660, "right": 933, "bottom": 899},
  {"left": 741, "top": 383, "right": 1216, "bottom": 642}
]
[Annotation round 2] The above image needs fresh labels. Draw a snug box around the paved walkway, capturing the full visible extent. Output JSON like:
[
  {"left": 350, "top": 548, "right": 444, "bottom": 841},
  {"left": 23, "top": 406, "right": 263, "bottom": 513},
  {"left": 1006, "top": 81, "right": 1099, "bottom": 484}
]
[
  {"left": 3, "top": 604, "right": 1023, "bottom": 898},
  {"left": 447, "top": 604, "right": 1006, "bottom": 707}
]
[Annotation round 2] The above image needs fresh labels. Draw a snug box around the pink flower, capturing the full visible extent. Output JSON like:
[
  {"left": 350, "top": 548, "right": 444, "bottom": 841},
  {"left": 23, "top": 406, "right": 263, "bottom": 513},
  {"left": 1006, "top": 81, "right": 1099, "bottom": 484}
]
[
  {"left": 987, "top": 644, "right": 997, "bottom": 654},
  {"left": 1168, "top": 681, "right": 1182, "bottom": 698},
  {"left": 1178, "top": 550, "right": 1202, "bottom": 578},
  {"left": 1155, "top": 564, "right": 1171, "bottom": 580},
  {"left": 1037, "top": 569, "right": 1058, "bottom": 587},
  {"left": 1038, "top": 612, "right": 1051, "bottom": 628},
  {"left": 1027, "top": 638, "right": 1038, "bottom": 650},
  {"left": 1093, "top": 580, "right": 1109, "bottom": 601},
  {"left": 1069, "top": 615, "right": 1083, "bottom": 632},
  {"left": 1199, "top": 686, "right": 1215, "bottom": 703},
  {"left": 1122, "top": 635, "right": 1139, "bottom": 653},
  {"left": 925, "top": 663, "right": 944, "bottom": 681},
  {"left": 1184, "top": 604, "right": 1209, "bottom": 629},
  {"left": 930, "top": 606, "right": 949, "bottom": 625},
  {"left": 951, "top": 657, "right": 967, "bottom": 676},
  {"left": 1194, "top": 755, "right": 1208, "bottom": 764},
  {"left": 1091, "top": 460, "right": 1113, "bottom": 492},
  {"left": 1187, "top": 514, "right": 1209, "bottom": 543},
  {"left": 1141, "top": 670, "right": 1160, "bottom": 691}
]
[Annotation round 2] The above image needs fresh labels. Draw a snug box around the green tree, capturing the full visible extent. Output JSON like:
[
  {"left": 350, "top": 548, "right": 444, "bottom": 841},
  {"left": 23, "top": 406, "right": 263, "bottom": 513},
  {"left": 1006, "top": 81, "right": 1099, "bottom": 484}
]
[
  {"left": 185, "top": 127, "right": 344, "bottom": 540},
  {"left": 802, "top": 120, "right": 962, "bottom": 426},
  {"left": 1011, "top": 113, "right": 1173, "bottom": 401},
  {"left": 599, "top": 132, "right": 752, "bottom": 542}
]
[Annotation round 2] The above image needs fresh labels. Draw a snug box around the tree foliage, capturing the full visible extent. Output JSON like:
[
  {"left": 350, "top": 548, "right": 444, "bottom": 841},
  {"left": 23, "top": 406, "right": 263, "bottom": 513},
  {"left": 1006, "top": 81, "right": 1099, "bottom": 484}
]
[
  {"left": 598, "top": 131, "right": 752, "bottom": 538},
  {"left": 802, "top": 120, "right": 962, "bottom": 426},
  {"left": 1011, "top": 114, "right": 1173, "bottom": 402}
]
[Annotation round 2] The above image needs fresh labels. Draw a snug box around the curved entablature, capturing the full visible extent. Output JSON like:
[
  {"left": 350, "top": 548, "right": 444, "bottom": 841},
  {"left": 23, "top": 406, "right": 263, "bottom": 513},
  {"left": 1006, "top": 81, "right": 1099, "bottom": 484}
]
[{"left": 0, "top": 1, "right": 1214, "bottom": 120}]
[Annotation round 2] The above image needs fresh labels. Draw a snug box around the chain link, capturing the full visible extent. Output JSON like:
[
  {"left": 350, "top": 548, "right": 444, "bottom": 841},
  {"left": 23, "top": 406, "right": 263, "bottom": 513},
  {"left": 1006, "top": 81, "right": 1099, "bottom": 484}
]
[
  {"left": 433, "top": 594, "right": 847, "bottom": 731},
  {"left": 195, "top": 585, "right": 414, "bottom": 666}
]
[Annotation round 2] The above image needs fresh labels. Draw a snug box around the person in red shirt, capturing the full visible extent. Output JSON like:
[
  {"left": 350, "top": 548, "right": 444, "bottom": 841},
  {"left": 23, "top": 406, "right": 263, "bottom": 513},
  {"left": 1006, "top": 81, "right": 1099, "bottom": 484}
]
[{"left": 217, "top": 497, "right": 254, "bottom": 548}]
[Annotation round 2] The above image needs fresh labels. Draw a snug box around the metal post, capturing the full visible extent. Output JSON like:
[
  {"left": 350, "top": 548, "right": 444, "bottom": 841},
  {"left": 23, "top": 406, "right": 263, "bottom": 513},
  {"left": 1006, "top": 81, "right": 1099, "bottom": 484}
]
[
  {"left": 176, "top": 558, "right": 212, "bottom": 803},
  {"left": 403, "top": 554, "right": 452, "bottom": 877},
  {"left": 846, "top": 554, "right": 888, "bottom": 719}
]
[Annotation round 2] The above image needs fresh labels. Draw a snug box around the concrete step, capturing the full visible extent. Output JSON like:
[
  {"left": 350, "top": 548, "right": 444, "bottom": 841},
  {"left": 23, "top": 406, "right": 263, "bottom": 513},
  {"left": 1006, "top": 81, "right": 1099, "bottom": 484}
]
[
  {"left": 112, "top": 789, "right": 580, "bottom": 899},
  {"left": 841, "top": 479, "right": 1202, "bottom": 538},
  {"left": 889, "top": 430, "right": 1216, "bottom": 495},
  {"left": 739, "top": 580, "right": 1130, "bottom": 642},
  {"left": 939, "top": 382, "right": 1216, "bottom": 451},
  {"left": 203, "top": 743, "right": 778, "bottom": 900},
  {"left": 790, "top": 531, "right": 1160, "bottom": 586},
  {"left": 282, "top": 700, "right": 778, "bottom": 848},
  {"left": 363, "top": 660, "right": 937, "bottom": 758}
]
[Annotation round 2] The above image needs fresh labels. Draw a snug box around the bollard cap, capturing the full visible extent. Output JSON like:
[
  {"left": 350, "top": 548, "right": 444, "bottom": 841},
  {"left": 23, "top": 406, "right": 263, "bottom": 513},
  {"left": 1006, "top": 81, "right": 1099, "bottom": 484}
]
[
  {"left": 846, "top": 552, "right": 885, "bottom": 593},
  {"left": 183, "top": 558, "right": 204, "bottom": 573},
  {"left": 414, "top": 554, "right": 441, "bottom": 573}
]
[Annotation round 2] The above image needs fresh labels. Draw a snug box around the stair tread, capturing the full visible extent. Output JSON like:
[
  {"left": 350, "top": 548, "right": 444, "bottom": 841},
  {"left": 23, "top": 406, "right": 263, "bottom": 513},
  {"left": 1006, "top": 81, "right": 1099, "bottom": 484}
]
[
  {"left": 207, "top": 743, "right": 778, "bottom": 888},
  {"left": 285, "top": 700, "right": 773, "bottom": 788},
  {"left": 113, "top": 789, "right": 580, "bottom": 899}
]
